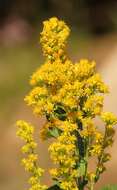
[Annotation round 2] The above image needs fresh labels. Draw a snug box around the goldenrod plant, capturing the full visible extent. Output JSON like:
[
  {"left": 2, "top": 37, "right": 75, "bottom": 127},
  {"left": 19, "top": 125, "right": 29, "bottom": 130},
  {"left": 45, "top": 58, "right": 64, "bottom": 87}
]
[{"left": 16, "top": 17, "right": 117, "bottom": 190}]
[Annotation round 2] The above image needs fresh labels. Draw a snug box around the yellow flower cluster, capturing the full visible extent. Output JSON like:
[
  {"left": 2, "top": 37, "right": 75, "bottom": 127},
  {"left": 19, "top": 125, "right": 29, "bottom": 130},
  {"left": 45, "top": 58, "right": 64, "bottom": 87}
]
[
  {"left": 101, "top": 112, "right": 117, "bottom": 125},
  {"left": 83, "top": 95, "right": 104, "bottom": 116},
  {"left": 74, "top": 60, "right": 96, "bottom": 81},
  {"left": 40, "top": 17, "right": 70, "bottom": 62},
  {"left": 49, "top": 121, "right": 78, "bottom": 190},
  {"left": 16, "top": 17, "right": 117, "bottom": 190},
  {"left": 27, "top": 58, "right": 108, "bottom": 118},
  {"left": 16, "top": 121, "right": 47, "bottom": 190}
]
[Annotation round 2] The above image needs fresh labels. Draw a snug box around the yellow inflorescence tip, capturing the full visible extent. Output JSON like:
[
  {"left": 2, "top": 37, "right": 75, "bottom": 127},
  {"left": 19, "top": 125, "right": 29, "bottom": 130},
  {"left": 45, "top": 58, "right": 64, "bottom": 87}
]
[{"left": 40, "top": 17, "right": 70, "bottom": 61}]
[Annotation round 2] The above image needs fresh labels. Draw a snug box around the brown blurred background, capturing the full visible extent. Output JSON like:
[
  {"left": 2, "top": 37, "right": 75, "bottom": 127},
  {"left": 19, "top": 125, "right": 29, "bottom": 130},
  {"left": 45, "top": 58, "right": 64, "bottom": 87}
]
[{"left": 0, "top": 1, "right": 117, "bottom": 190}]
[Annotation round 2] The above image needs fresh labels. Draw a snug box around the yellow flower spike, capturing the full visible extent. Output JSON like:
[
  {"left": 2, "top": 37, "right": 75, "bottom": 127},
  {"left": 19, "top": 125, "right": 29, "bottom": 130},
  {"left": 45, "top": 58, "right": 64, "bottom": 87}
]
[
  {"left": 16, "top": 120, "right": 47, "bottom": 190},
  {"left": 40, "top": 17, "right": 70, "bottom": 62},
  {"left": 16, "top": 17, "right": 117, "bottom": 190},
  {"left": 101, "top": 112, "right": 117, "bottom": 125}
]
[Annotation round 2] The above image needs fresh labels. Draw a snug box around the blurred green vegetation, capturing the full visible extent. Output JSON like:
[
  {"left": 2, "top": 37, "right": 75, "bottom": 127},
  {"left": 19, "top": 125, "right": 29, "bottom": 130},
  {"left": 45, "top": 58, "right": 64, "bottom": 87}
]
[
  {"left": 101, "top": 185, "right": 117, "bottom": 190},
  {"left": 0, "top": 42, "right": 42, "bottom": 120}
]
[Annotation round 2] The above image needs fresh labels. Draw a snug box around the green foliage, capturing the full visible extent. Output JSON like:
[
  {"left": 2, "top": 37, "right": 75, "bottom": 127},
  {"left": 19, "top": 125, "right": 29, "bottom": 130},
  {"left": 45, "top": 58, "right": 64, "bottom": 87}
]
[
  {"left": 101, "top": 185, "right": 117, "bottom": 190},
  {"left": 0, "top": 44, "right": 41, "bottom": 120}
]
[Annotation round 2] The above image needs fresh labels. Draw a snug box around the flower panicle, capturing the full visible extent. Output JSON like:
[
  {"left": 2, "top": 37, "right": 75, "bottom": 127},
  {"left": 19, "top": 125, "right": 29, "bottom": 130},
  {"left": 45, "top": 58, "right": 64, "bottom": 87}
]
[
  {"left": 16, "top": 17, "right": 117, "bottom": 190},
  {"left": 16, "top": 120, "right": 47, "bottom": 190}
]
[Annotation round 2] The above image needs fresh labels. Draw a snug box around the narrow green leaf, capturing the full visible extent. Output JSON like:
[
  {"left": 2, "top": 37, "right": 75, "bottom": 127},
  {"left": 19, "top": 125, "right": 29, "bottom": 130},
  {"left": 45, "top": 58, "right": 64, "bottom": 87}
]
[
  {"left": 78, "top": 159, "right": 86, "bottom": 176},
  {"left": 48, "top": 127, "right": 61, "bottom": 138}
]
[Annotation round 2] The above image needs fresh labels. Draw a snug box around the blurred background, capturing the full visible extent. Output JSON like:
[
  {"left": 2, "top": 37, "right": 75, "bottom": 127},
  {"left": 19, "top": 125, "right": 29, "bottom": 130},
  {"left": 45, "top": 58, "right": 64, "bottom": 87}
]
[{"left": 0, "top": 0, "right": 117, "bottom": 190}]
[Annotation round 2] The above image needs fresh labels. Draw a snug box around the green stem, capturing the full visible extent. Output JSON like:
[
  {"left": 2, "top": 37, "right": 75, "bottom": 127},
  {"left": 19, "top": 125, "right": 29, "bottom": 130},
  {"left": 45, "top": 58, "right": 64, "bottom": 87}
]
[
  {"left": 76, "top": 119, "right": 89, "bottom": 190},
  {"left": 90, "top": 181, "right": 94, "bottom": 190},
  {"left": 95, "top": 127, "right": 108, "bottom": 182},
  {"left": 79, "top": 184, "right": 84, "bottom": 190}
]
